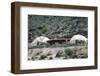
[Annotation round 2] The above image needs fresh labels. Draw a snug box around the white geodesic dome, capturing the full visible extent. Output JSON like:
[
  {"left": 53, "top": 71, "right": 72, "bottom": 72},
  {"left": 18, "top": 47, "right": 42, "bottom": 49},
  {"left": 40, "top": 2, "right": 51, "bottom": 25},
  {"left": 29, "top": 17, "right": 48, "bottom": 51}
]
[
  {"left": 31, "top": 36, "right": 50, "bottom": 46},
  {"left": 70, "top": 34, "right": 87, "bottom": 44}
]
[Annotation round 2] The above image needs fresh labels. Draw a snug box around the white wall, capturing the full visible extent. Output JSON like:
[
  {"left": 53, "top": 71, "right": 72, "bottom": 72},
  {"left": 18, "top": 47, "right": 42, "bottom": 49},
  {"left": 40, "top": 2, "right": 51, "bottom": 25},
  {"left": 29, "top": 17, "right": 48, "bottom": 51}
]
[{"left": 0, "top": 0, "right": 100, "bottom": 76}]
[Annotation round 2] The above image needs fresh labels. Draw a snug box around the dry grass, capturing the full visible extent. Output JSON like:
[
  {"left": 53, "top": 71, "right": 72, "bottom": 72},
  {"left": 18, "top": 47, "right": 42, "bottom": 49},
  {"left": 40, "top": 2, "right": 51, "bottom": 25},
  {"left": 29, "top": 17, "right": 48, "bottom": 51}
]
[{"left": 28, "top": 45, "right": 88, "bottom": 61}]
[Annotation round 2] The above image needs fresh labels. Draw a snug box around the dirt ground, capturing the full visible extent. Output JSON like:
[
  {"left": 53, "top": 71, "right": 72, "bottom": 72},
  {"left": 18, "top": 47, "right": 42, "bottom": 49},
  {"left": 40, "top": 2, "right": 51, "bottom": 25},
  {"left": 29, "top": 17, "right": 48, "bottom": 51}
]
[{"left": 28, "top": 45, "right": 88, "bottom": 60}]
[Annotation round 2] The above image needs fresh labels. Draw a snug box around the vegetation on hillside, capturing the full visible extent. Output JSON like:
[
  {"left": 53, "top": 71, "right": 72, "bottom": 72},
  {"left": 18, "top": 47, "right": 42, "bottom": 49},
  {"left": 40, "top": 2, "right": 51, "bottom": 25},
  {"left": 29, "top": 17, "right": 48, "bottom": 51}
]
[{"left": 28, "top": 15, "right": 88, "bottom": 42}]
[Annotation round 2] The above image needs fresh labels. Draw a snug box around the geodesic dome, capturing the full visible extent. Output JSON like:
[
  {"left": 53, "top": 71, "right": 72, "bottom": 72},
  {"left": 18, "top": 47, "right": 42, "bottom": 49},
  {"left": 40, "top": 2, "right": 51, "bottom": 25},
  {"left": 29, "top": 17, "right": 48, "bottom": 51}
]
[{"left": 70, "top": 34, "right": 87, "bottom": 44}]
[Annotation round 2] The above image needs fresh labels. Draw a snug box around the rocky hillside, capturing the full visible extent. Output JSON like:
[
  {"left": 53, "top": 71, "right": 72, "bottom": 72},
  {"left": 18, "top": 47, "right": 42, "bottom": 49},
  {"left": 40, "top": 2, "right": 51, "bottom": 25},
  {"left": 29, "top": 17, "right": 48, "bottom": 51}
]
[{"left": 28, "top": 15, "right": 88, "bottom": 42}]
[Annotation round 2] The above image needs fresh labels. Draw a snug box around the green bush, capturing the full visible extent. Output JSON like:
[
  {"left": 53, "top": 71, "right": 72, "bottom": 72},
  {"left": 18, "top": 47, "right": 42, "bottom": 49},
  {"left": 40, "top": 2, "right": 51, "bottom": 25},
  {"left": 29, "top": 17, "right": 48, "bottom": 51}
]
[
  {"left": 56, "top": 50, "right": 65, "bottom": 57},
  {"left": 64, "top": 48, "right": 74, "bottom": 57},
  {"left": 39, "top": 55, "right": 47, "bottom": 60}
]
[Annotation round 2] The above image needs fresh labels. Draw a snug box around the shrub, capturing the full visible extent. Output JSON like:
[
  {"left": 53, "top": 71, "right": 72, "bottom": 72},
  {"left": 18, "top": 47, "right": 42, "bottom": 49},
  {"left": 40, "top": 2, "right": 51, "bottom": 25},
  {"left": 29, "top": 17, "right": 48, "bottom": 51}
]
[
  {"left": 56, "top": 50, "right": 65, "bottom": 58},
  {"left": 48, "top": 56, "right": 53, "bottom": 60},
  {"left": 39, "top": 55, "right": 47, "bottom": 60},
  {"left": 64, "top": 48, "right": 74, "bottom": 58},
  {"left": 71, "top": 54, "right": 78, "bottom": 58}
]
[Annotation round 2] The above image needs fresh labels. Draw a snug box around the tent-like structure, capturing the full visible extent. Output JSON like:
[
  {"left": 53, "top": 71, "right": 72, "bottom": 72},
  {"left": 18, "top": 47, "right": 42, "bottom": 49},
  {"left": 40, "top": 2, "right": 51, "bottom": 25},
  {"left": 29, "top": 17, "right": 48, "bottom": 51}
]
[
  {"left": 31, "top": 36, "right": 50, "bottom": 46},
  {"left": 70, "top": 34, "right": 87, "bottom": 44}
]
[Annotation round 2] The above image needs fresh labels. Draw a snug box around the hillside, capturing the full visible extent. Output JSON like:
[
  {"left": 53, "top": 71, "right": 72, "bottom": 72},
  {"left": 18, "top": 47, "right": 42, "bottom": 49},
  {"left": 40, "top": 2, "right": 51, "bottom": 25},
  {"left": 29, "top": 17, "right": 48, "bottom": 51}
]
[{"left": 28, "top": 15, "right": 88, "bottom": 42}]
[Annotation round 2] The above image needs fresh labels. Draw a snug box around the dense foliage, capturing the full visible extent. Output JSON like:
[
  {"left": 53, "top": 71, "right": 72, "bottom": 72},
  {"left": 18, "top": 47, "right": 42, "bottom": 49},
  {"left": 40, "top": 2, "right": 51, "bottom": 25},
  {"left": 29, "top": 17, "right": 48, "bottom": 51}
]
[{"left": 28, "top": 15, "right": 88, "bottom": 42}]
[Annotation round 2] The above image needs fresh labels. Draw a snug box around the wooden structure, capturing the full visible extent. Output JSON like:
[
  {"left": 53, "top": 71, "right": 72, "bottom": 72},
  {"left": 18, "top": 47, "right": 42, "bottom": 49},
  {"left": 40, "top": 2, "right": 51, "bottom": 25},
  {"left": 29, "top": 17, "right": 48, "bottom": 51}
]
[{"left": 47, "top": 39, "right": 66, "bottom": 45}]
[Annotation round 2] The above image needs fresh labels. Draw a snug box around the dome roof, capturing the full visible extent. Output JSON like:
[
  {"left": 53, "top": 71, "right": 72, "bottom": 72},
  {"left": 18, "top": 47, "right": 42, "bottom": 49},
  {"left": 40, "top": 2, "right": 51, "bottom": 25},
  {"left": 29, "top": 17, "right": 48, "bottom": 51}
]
[
  {"left": 31, "top": 36, "right": 50, "bottom": 46},
  {"left": 70, "top": 34, "right": 87, "bottom": 44}
]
